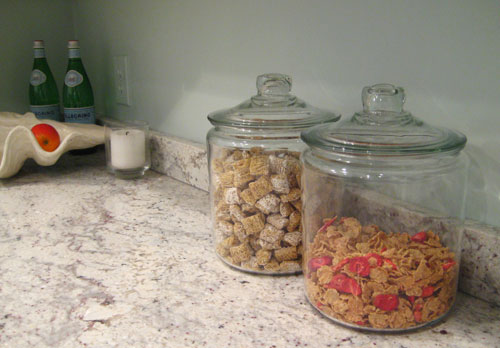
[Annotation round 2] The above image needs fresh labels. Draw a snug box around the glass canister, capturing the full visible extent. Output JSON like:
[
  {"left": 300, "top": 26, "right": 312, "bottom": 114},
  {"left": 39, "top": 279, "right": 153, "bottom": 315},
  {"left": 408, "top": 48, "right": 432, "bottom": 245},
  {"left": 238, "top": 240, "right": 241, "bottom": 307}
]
[
  {"left": 301, "top": 84, "right": 468, "bottom": 331},
  {"left": 207, "top": 73, "right": 340, "bottom": 275}
]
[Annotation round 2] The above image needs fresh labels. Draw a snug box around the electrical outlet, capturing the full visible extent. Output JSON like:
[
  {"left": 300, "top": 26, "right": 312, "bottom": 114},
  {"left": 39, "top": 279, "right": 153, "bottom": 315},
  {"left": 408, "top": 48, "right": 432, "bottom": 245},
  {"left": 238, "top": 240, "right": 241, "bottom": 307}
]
[{"left": 113, "top": 56, "right": 131, "bottom": 105}]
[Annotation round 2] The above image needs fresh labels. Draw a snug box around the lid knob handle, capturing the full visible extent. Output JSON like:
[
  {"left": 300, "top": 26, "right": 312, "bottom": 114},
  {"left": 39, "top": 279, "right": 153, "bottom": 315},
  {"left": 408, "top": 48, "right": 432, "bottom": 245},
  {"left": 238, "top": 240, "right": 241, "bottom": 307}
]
[
  {"left": 362, "top": 84, "right": 405, "bottom": 113},
  {"left": 251, "top": 73, "right": 296, "bottom": 106},
  {"left": 256, "top": 73, "right": 292, "bottom": 96}
]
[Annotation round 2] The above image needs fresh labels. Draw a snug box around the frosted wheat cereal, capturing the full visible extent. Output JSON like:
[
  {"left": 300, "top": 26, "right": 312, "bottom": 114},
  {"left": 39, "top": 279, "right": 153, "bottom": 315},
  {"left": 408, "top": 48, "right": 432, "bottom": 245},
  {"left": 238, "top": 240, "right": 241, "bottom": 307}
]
[
  {"left": 275, "top": 246, "right": 298, "bottom": 262},
  {"left": 241, "top": 203, "right": 258, "bottom": 214},
  {"left": 264, "top": 259, "right": 280, "bottom": 272},
  {"left": 233, "top": 222, "right": 247, "bottom": 243},
  {"left": 224, "top": 187, "right": 241, "bottom": 205},
  {"left": 212, "top": 147, "right": 303, "bottom": 273},
  {"left": 229, "top": 204, "right": 245, "bottom": 222},
  {"left": 280, "top": 188, "right": 301, "bottom": 203},
  {"left": 249, "top": 155, "right": 270, "bottom": 176},
  {"left": 230, "top": 243, "right": 253, "bottom": 264},
  {"left": 256, "top": 249, "right": 272, "bottom": 265},
  {"left": 280, "top": 202, "right": 294, "bottom": 217},
  {"left": 283, "top": 231, "right": 302, "bottom": 246},
  {"left": 217, "top": 220, "right": 234, "bottom": 237},
  {"left": 219, "top": 171, "right": 234, "bottom": 187},
  {"left": 259, "top": 224, "right": 284, "bottom": 244},
  {"left": 240, "top": 188, "right": 258, "bottom": 205},
  {"left": 234, "top": 172, "right": 255, "bottom": 188},
  {"left": 248, "top": 176, "right": 273, "bottom": 199},
  {"left": 267, "top": 214, "right": 289, "bottom": 230},
  {"left": 287, "top": 210, "right": 301, "bottom": 232},
  {"left": 241, "top": 214, "right": 265, "bottom": 235},
  {"left": 255, "top": 194, "right": 281, "bottom": 215},
  {"left": 280, "top": 260, "right": 302, "bottom": 272},
  {"left": 270, "top": 174, "right": 290, "bottom": 194}
]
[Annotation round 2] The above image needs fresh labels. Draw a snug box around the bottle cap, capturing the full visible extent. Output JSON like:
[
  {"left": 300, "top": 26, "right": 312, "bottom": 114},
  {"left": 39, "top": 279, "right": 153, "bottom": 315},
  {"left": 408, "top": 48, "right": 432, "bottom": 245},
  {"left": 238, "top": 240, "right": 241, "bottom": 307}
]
[
  {"left": 68, "top": 40, "right": 80, "bottom": 49},
  {"left": 33, "top": 40, "right": 44, "bottom": 49}
]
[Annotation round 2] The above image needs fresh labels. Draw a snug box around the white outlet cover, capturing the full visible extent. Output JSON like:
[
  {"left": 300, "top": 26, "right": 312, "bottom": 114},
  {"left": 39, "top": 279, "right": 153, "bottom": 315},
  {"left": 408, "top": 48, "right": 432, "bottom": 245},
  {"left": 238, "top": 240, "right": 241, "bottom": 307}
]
[{"left": 113, "top": 56, "right": 131, "bottom": 106}]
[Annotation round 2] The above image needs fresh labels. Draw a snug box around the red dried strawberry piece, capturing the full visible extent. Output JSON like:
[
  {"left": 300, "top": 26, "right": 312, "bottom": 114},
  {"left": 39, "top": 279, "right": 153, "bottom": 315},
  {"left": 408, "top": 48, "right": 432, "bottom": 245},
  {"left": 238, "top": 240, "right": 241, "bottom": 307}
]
[
  {"left": 373, "top": 294, "right": 399, "bottom": 311},
  {"left": 384, "top": 258, "right": 398, "bottom": 270},
  {"left": 442, "top": 259, "right": 456, "bottom": 271},
  {"left": 355, "top": 320, "right": 366, "bottom": 326},
  {"left": 332, "top": 258, "right": 350, "bottom": 272},
  {"left": 365, "top": 253, "right": 383, "bottom": 267},
  {"left": 318, "top": 216, "right": 337, "bottom": 233},
  {"left": 316, "top": 301, "right": 324, "bottom": 308},
  {"left": 344, "top": 278, "right": 362, "bottom": 296},
  {"left": 410, "top": 231, "right": 428, "bottom": 243},
  {"left": 307, "top": 256, "right": 332, "bottom": 272},
  {"left": 414, "top": 310, "right": 422, "bottom": 322},
  {"left": 421, "top": 286, "right": 434, "bottom": 298},
  {"left": 326, "top": 273, "right": 349, "bottom": 290},
  {"left": 380, "top": 246, "right": 387, "bottom": 253},
  {"left": 408, "top": 296, "right": 416, "bottom": 305},
  {"left": 414, "top": 303, "right": 423, "bottom": 311},
  {"left": 326, "top": 274, "right": 362, "bottom": 296},
  {"left": 348, "top": 257, "right": 371, "bottom": 276}
]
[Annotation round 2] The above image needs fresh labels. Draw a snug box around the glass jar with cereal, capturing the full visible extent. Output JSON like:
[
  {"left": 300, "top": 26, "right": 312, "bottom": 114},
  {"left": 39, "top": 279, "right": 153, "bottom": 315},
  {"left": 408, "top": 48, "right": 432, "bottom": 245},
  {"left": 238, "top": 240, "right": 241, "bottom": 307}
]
[
  {"left": 207, "top": 73, "right": 340, "bottom": 275},
  {"left": 300, "top": 84, "right": 468, "bottom": 331}
]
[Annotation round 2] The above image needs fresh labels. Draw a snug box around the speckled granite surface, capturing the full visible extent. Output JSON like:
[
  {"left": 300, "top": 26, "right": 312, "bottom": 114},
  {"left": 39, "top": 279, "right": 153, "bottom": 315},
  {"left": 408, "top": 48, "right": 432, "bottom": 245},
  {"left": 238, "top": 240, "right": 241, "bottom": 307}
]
[
  {"left": 0, "top": 150, "right": 499, "bottom": 348},
  {"left": 461, "top": 222, "right": 500, "bottom": 305},
  {"left": 150, "top": 134, "right": 500, "bottom": 307},
  {"left": 150, "top": 131, "right": 208, "bottom": 191}
]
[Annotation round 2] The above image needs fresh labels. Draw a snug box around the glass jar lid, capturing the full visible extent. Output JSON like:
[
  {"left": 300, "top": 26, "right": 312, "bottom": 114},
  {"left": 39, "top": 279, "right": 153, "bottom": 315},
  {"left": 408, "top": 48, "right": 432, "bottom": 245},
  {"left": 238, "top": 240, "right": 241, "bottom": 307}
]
[
  {"left": 301, "top": 84, "right": 466, "bottom": 156},
  {"left": 208, "top": 73, "right": 340, "bottom": 130}
]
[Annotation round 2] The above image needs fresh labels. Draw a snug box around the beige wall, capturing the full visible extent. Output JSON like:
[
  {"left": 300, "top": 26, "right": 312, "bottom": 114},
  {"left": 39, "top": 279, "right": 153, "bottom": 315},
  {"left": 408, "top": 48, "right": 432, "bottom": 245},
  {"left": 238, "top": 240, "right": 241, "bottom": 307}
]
[{"left": 0, "top": 0, "right": 74, "bottom": 112}]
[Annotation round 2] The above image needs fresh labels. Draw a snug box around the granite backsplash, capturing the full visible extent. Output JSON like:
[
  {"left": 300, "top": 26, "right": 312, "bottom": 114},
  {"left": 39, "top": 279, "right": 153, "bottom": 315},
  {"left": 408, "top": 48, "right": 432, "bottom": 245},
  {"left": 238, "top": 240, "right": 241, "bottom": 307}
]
[{"left": 149, "top": 131, "right": 500, "bottom": 306}]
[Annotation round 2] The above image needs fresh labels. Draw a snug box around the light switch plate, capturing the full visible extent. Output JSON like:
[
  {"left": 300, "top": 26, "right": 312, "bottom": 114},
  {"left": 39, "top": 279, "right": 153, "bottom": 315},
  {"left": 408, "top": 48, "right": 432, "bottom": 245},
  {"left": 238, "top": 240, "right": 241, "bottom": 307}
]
[{"left": 113, "top": 56, "right": 131, "bottom": 106}]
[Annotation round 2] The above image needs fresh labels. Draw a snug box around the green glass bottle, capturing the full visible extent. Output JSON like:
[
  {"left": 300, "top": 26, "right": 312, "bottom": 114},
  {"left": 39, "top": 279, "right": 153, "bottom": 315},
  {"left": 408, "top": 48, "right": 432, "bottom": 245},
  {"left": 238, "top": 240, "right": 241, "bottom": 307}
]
[
  {"left": 63, "top": 40, "right": 96, "bottom": 124},
  {"left": 29, "top": 40, "right": 61, "bottom": 121}
]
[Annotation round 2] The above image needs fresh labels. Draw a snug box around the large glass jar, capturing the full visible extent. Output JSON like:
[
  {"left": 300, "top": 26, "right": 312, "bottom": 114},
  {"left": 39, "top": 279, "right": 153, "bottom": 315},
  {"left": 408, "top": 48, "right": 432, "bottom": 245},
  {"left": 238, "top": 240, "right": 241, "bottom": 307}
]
[
  {"left": 301, "top": 84, "right": 468, "bottom": 331},
  {"left": 207, "top": 73, "right": 340, "bottom": 275}
]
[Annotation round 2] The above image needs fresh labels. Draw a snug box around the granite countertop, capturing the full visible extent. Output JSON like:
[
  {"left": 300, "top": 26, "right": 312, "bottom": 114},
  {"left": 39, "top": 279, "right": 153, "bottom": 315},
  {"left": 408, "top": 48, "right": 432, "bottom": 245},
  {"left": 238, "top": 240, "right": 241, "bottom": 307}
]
[{"left": 1, "top": 149, "right": 499, "bottom": 348}]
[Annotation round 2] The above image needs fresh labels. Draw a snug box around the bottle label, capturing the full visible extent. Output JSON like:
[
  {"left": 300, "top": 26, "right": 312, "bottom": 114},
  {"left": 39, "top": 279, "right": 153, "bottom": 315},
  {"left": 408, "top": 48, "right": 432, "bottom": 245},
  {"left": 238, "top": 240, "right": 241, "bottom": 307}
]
[
  {"left": 68, "top": 48, "right": 81, "bottom": 59},
  {"left": 30, "top": 69, "right": 47, "bottom": 86},
  {"left": 34, "top": 49, "right": 46, "bottom": 58},
  {"left": 64, "top": 70, "right": 84, "bottom": 87},
  {"left": 30, "top": 104, "right": 60, "bottom": 121},
  {"left": 64, "top": 106, "right": 96, "bottom": 124}
]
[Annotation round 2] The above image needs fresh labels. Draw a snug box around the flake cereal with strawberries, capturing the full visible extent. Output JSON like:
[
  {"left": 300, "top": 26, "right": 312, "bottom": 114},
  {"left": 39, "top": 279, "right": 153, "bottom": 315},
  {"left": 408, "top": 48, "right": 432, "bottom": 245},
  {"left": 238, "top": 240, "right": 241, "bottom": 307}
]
[{"left": 305, "top": 216, "right": 458, "bottom": 329}]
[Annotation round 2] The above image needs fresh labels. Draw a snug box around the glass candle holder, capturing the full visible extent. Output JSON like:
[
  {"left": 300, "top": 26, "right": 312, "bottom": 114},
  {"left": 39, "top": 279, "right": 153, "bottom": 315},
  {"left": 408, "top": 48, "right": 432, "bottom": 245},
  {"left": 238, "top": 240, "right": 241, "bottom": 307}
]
[{"left": 105, "top": 120, "right": 150, "bottom": 179}]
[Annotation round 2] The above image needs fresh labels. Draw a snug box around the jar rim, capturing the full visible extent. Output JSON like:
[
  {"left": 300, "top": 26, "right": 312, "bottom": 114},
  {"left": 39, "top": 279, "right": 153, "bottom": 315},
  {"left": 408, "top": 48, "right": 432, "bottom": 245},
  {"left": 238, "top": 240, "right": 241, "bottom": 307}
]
[{"left": 301, "top": 122, "right": 467, "bottom": 156}]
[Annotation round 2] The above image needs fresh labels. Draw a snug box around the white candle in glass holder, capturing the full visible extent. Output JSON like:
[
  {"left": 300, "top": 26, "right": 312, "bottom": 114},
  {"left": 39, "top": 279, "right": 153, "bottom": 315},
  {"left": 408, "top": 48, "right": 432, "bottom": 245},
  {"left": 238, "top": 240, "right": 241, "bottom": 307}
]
[{"left": 110, "top": 129, "right": 146, "bottom": 169}]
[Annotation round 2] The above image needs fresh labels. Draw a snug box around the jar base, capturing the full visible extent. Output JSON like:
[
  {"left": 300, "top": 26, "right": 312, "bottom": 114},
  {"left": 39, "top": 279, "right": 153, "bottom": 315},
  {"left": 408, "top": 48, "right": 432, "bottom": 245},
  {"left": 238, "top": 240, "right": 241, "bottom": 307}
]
[
  {"left": 216, "top": 252, "right": 302, "bottom": 276},
  {"left": 305, "top": 295, "right": 455, "bottom": 333}
]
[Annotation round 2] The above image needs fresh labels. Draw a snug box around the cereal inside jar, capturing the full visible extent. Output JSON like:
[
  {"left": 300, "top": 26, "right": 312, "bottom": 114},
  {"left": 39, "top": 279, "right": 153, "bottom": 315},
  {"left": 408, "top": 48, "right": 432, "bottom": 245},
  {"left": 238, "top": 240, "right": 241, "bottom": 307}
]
[
  {"left": 304, "top": 216, "right": 458, "bottom": 330},
  {"left": 301, "top": 84, "right": 468, "bottom": 330},
  {"left": 207, "top": 73, "right": 340, "bottom": 275}
]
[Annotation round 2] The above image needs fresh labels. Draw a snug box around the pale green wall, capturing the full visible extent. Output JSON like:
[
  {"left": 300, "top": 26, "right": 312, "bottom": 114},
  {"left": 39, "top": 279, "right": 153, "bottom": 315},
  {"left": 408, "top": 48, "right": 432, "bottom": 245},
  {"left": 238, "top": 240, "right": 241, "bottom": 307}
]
[
  {"left": 2, "top": 0, "right": 500, "bottom": 227},
  {"left": 71, "top": 0, "right": 500, "bottom": 227},
  {"left": 0, "top": 0, "right": 74, "bottom": 112}
]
